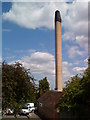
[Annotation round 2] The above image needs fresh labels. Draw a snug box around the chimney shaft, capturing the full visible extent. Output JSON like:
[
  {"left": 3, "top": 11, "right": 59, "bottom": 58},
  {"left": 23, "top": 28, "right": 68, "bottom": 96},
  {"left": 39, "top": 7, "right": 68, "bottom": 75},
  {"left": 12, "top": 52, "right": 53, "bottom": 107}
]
[{"left": 55, "top": 10, "right": 62, "bottom": 91}]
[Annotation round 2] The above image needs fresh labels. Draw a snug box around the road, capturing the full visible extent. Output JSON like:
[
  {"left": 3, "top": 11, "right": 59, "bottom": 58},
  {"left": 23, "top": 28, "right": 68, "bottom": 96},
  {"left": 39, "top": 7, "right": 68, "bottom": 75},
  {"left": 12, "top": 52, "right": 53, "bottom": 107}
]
[{"left": 3, "top": 113, "right": 41, "bottom": 119}]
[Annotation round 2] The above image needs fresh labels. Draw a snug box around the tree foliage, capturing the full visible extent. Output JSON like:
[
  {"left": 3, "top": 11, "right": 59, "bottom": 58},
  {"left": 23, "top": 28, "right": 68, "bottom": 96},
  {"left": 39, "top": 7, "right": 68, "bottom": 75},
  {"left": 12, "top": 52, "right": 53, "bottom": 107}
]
[
  {"left": 39, "top": 77, "right": 49, "bottom": 97},
  {"left": 2, "top": 62, "right": 36, "bottom": 111},
  {"left": 59, "top": 67, "right": 90, "bottom": 117},
  {"left": 2, "top": 61, "right": 50, "bottom": 113}
]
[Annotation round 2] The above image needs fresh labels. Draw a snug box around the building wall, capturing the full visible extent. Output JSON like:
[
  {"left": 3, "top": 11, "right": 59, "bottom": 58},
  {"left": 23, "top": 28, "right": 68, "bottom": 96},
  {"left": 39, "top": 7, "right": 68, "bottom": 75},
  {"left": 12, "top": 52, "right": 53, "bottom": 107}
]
[{"left": 38, "top": 103, "right": 58, "bottom": 120}]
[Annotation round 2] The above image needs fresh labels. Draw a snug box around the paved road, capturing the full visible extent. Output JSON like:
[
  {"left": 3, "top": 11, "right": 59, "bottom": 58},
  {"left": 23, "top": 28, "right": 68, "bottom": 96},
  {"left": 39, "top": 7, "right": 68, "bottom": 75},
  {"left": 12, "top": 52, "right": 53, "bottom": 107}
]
[
  {"left": 29, "top": 113, "right": 41, "bottom": 119},
  {"left": 3, "top": 113, "right": 41, "bottom": 119}
]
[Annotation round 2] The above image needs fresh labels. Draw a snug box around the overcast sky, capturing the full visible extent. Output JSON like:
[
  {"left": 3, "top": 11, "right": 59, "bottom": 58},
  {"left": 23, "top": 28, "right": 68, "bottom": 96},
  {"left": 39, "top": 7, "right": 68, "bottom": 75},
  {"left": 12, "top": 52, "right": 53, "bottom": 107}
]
[{"left": 2, "top": 1, "right": 89, "bottom": 90}]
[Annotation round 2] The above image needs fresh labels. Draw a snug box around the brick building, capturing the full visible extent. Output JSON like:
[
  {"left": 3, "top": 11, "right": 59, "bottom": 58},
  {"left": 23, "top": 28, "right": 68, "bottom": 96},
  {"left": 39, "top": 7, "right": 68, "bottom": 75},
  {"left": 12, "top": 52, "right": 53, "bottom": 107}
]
[{"left": 37, "top": 91, "right": 62, "bottom": 120}]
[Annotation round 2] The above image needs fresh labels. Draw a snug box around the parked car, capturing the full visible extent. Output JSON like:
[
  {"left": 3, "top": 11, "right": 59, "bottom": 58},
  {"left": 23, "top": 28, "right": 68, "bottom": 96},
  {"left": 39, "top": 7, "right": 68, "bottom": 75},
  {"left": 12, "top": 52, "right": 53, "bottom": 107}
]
[
  {"left": 25, "top": 103, "right": 34, "bottom": 108},
  {"left": 25, "top": 103, "right": 36, "bottom": 112},
  {"left": 20, "top": 107, "right": 30, "bottom": 115},
  {"left": 20, "top": 103, "right": 36, "bottom": 115},
  {"left": 6, "top": 108, "right": 14, "bottom": 115},
  {"left": 28, "top": 106, "right": 35, "bottom": 112}
]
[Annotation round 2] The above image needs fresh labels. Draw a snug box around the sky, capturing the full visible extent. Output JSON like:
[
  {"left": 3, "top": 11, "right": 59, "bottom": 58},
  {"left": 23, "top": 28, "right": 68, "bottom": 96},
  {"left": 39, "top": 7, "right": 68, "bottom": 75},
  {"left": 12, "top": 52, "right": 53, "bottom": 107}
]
[{"left": 1, "top": 1, "right": 89, "bottom": 90}]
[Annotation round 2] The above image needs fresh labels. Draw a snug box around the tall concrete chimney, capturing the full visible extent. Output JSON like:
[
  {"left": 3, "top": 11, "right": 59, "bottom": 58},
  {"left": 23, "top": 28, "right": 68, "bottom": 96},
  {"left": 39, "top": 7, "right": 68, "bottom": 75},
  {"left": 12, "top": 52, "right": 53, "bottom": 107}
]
[{"left": 55, "top": 10, "right": 62, "bottom": 91}]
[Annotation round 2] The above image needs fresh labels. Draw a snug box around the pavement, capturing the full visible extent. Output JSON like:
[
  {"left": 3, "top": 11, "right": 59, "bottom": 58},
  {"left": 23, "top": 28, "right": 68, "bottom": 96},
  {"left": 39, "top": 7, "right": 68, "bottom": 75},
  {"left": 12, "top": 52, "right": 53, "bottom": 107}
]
[
  {"left": 29, "top": 113, "right": 41, "bottom": 119},
  {"left": 3, "top": 113, "right": 41, "bottom": 119}
]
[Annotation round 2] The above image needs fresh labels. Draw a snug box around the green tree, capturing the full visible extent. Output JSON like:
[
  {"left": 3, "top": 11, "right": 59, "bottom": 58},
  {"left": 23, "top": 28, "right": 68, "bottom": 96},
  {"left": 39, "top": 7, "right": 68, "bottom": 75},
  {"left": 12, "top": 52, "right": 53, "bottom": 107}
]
[
  {"left": 39, "top": 77, "right": 49, "bottom": 97},
  {"left": 59, "top": 75, "right": 82, "bottom": 112},
  {"left": 81, "top": 67, "right": 90, "bottom": 105},
  {"left": 2, "top": 61, "right": 36, "bottom": 112},
  {"left": 59, "top": 67, "right": 90, "bottom": 117}
]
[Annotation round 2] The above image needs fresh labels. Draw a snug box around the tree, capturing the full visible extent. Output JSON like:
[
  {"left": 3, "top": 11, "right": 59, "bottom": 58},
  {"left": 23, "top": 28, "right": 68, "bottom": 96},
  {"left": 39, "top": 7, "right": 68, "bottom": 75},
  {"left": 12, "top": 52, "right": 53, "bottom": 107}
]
[
  {"left": 39, "top": 77, "right": 49, "bottom": 97},
  {"left": 59, "top": 75, "right": 82, "bottom": 112},
  {"left": 59, "top": 67, "right": 90, "bottom": 117},
  {"left": 81, "top": 67, "right": 90, "bottom": 105},
  {"left": 2, "top": 61, "right": 36, "bottom": 112}
]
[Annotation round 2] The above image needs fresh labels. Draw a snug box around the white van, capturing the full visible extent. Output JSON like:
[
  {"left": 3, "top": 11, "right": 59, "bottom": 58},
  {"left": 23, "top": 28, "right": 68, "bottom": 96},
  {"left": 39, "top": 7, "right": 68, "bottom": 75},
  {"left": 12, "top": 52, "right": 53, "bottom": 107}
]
[
  {"left": 20, "top": 107, "right": 31, "bottom": 115},
  {"left": 25, "top": 103, "right": 34, "bottom": 108},
  {"left": 26, "top": 103, "right": 35, "bottom": 112},
  {"left": 20, "top": 103, "right": 36, "bottom": 115}
]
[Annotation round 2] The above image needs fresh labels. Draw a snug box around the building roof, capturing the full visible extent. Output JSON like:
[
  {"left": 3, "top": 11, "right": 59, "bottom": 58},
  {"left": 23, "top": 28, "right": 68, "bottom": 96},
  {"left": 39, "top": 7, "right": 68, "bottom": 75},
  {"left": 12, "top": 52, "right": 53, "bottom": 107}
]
[{"left": 38, "top": 90, "right": 62, "bottom": 110}]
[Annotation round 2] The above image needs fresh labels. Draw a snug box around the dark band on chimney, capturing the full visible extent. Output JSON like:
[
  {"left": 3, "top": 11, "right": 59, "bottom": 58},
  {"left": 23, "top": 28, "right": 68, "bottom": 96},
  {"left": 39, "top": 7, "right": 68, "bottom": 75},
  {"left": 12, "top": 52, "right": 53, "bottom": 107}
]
[{"left": 55, "top": 10, "right": 61, "bottom": 23}]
